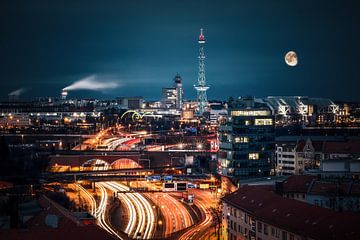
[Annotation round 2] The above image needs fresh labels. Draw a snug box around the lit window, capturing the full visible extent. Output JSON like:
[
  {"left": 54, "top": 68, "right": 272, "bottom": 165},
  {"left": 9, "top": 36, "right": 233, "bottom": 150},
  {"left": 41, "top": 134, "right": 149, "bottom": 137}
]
[
  {"left": 249, "top": 153, "right": 259, "bottom": 160},
  {"left": 245, "top": 120, "right": 251, "bottom": 125},
  {"left": 234, "top": 137, "right": 249, "bottom": 143},
  {"left": 231, "top": 110, "right": 270, "bottom": 116},
  {"left": 254, "top": 118, "right": 273, "bottom": 125}
]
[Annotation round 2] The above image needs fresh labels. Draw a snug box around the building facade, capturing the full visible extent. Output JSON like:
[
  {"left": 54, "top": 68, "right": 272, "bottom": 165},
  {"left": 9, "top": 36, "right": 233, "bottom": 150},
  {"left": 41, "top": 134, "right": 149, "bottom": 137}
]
[
  {"left": 276, "top": 138, "right": 360, "bottom": 176},
  {"left": 219, "top": 97, "right": 275, "bottom": 177},
  {"left": 161, "top": 74, "right": 184, "bottom": 109}
]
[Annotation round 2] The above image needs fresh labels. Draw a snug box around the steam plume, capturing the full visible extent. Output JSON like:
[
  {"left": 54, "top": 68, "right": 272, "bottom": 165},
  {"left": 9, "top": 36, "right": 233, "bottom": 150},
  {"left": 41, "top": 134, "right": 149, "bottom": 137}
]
[
  {"left": 8, "top": 88, "right": 26, "bottom": 96},
  {"left": 63, "top": 75, "right": 120, "bottom": 91}
]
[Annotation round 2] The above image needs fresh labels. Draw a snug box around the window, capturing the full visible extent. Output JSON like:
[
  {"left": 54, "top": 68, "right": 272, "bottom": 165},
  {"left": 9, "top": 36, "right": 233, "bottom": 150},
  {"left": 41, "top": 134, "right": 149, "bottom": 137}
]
[
  {"left": 271, "top": 228, "right": 275, "bottom": 236},
  {"left": 244, "top": 213, "right": 248, "bottom": 224},
  {"left": 249, "top": 153, "right": 259, "bottom": 160},
  {"left": 264, "top": 224, "right": 269, "bottom": 235},
  {"left": 257, "top": 222, "right": 262, "bottom": 233},
  {"left": 276, "top": 229, "right": 280, "bottom": 238},
  {"left": 254, "top": 118, "right": 273, "bottom": 125},
  {"left": 235, "top": 136, "right": 249, "bottom": 143},
  {"left": 231, "top": 110, "right": 270, "bottom": 116},
  {"left": 282, "top": 231, "right": 288, "bottom": 240}
]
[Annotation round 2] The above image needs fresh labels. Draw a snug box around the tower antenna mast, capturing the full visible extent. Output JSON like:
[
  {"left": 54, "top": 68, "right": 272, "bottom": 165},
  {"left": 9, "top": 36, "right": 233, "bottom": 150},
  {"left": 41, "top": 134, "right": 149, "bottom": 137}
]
[{"left": 194, "top": 28, "right": 209, "bottom": 115}]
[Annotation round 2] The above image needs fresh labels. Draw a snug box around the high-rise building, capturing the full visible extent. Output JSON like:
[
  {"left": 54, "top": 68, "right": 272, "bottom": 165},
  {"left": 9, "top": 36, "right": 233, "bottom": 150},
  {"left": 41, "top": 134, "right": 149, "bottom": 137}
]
[
  {"left": 194, "top": 28, "right": 209, "bottom": 115},
  {"left": 218, "top": 97, "right": 275, "bottom": 177},
  {"left": 174, "top": 74, "right": 183, "bottom": 109},
  {"left": 161, "top": 74, "right": 184, "bottom": 109}
]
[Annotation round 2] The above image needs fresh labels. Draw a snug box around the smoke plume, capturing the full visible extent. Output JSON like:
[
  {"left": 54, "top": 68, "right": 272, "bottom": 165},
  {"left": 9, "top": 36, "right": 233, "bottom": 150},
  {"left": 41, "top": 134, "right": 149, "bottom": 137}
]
[
  {"left": 8, "top": 88, "right": 26, "bottom": 96},
  {"left": 63, "top": 75, "right": 120, "bottom": 92}
]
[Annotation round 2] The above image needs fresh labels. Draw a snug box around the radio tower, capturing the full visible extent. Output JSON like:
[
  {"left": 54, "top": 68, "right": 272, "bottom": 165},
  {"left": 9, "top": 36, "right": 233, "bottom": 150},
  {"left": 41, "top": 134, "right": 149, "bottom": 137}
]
[{"left": 194, "top": 28, "right": 209, "bottom": 115}]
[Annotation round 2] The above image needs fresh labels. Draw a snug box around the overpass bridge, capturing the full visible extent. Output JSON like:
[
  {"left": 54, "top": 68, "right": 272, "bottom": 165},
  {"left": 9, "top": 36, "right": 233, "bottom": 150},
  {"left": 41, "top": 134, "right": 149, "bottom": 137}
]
[
  {"left": 48, "top": 150, "right": 216, "bottom": 171},
  {"left": 43, "top": 167, "right": 208, "bottom": 183}
]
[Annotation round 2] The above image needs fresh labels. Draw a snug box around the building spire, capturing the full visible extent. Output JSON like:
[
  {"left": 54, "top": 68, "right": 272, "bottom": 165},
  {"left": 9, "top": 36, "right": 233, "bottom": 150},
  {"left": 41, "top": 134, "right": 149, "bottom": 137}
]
[{"left": 199, "top": 28, "right": 205, "bottom": 43}]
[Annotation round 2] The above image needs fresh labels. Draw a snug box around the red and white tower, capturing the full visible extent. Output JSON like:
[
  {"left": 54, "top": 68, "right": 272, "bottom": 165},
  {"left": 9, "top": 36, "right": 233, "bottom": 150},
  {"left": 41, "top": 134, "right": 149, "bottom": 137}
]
[{"left": 194, "top": 28, "right": 209, "bottom": 115}]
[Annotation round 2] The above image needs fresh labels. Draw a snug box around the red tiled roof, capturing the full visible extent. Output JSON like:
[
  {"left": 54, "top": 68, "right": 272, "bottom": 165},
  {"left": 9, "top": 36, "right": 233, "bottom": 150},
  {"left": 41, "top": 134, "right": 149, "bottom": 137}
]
[
  {"left": 0, "top": 195, "right": 116, "bottom": 240},
  {"left": 282, "top": 175, "right": 316, "bottom": 193},
  {"left": 323, "top": 141, "right": 360, "bottom": 154},
  {"left": 222, "top": 185, "right": 360, "bottom": 240},
  {"left": 309, "top": 181, "right": 351, "bottom": 196}
]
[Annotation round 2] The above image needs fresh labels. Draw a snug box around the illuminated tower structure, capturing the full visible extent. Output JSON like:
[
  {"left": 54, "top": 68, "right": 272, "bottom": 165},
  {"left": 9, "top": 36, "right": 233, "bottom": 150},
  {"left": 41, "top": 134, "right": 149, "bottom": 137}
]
[
  {"left": 194, "top": 28, "right": 209, "bottom": 116},
  {"left": 174, "top": 74, "right": 183, "bottom": 109}
]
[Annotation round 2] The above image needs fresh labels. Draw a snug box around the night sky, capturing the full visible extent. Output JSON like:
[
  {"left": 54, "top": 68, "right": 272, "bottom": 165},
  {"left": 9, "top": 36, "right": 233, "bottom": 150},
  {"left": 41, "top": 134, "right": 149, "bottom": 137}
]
[{"left": 1, "top": 0, "right": 360, "bottom": 101}]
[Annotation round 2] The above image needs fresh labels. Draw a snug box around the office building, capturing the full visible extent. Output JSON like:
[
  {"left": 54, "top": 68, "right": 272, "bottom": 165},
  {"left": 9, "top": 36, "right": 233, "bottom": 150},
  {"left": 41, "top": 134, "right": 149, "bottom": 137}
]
[
  {"left": 219, "top": 97, "right": 275, "bottom": 177},
  {"left": 161, "top": 74, "right": 184, "bottom": 109}
]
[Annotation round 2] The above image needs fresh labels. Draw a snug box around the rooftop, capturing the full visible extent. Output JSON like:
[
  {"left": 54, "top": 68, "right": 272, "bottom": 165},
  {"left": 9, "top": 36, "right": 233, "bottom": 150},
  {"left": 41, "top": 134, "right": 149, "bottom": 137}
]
[
  {"left": 0, "top": 195, "right": 116, "bottom": 240},
  {"left": 222, "top": 185, "right": 360, "bottom": 240},
  {"left": 281, "top": 175, "right": 316, "bottom": 193}
]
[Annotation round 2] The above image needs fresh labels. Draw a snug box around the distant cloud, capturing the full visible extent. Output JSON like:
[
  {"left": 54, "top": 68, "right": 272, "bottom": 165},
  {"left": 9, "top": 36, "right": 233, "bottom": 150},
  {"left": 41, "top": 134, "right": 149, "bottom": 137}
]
[
  {"left": 8, "top": 88, "right": 26, "bottom": 96},
  {"left": 63, "top": 75, "right": 121, "bottom": 92}
]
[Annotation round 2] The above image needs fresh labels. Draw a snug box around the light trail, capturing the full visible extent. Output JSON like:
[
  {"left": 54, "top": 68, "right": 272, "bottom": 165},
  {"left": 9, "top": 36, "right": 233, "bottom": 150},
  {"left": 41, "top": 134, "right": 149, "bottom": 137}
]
[
  {"left": 111, "top": 182, "right": 155, "bottom": 239},
  {"left": 96, "top": 183, "right": 123, "bottom": 239},
  {"left": 76, "top": 183, "right": 96, "bottom": 216},
  {"left": 166, "top": 194, "right": 194, "bottom": 228},
  {"left": 179, "top": 190, "right": 216, "bottom": 240},
  {"left": 101, "top": 182, "right": 137, "bottom": 235},
  {"left": 146, "top": 192, "right": 194, "bottom": 237},
  {"left": 103, "top": 182, "right": 155, "bottom": 239},
  {"left": 136, "top": 192, "right": 155, "bottom": 239}
]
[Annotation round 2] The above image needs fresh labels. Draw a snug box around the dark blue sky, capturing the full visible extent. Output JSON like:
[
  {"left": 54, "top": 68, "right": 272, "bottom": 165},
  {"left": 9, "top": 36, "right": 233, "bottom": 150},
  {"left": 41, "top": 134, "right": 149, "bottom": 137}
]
[{"left": 1, "top": 0, "right": 360, "bottom": 101}]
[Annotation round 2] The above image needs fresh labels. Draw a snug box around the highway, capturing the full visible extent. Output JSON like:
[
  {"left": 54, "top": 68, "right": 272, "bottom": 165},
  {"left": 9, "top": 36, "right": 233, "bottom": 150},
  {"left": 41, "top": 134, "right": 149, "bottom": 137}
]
[
  {"left": 95, "top": 183, "right": 124, "bottom": 239},
  {"left": 179, "top": 189, "right": 218, "bottom": 240},
  {"left": 146, "top": 192, "right": 194, "bottom": 237},
  {"left": 101, "top": 182, "right": 156, "bottom": 239}
]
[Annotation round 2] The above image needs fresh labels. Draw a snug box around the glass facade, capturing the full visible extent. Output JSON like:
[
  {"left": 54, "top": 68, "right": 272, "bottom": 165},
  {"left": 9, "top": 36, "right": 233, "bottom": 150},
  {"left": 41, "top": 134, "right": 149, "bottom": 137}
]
[{"left": 219, "top": 97, "right": 275, "bottom": 177}]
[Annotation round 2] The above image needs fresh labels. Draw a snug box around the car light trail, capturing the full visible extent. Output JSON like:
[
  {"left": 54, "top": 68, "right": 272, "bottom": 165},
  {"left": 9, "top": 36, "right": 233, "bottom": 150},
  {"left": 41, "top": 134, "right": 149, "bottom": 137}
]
[
  {"left": 96, "top": 183, "right": 124, "bottom": 239},
  {"left": 103, "top": 182, "right": 155, "bottom": 239},
  {"left": 76, "top": 183, "right": 96, "bottom": 216}
]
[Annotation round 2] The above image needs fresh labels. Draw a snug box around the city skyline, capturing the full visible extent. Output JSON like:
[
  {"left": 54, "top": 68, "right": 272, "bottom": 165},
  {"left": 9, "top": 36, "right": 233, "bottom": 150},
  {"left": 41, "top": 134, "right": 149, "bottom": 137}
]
[
  {"left": 1, "top": 0, "right": 360, "bottom": 102},
  {"left": 2, "top": 2, "right": 360, "bottom": 240}
]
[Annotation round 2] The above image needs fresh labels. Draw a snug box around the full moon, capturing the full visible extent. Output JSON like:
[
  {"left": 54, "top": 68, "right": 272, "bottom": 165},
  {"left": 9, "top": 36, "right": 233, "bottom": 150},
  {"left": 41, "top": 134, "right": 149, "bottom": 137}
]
[{"left": 285, "top": 51, "right": 298, "bottom": 66}]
